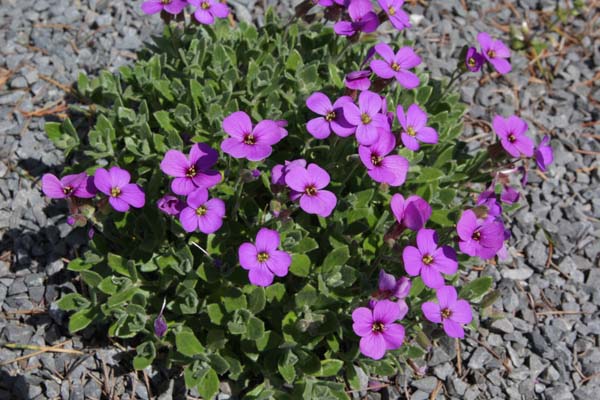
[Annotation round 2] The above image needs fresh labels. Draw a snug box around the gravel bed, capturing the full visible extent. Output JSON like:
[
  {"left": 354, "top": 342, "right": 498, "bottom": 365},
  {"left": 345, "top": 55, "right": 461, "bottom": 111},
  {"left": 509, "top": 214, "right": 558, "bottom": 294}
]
[{"left": 1, "top": 0, "right": 598, "bottom": 399}]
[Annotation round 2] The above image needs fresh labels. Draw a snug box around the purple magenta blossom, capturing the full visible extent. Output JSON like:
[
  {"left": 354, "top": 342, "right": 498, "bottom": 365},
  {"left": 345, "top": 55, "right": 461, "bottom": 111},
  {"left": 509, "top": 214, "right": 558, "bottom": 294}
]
[
  {"left": 390, "top": 193, "right": 432, "bottom": 231},
  {"left": 275, "top": 120, "right": 289, "bottom": 140},
  {"left": 343, "top": 90, "right": 389, "bottom": 146},
  {"left": 42, "top": 172, "right": 96, "bottom": 199},
  {"left": 477, "top": 32, "right": 512, "bottom": 75},
  {"left": 476, "top": 188, "right": 502, "bottom": 218},
  {"left": 188, "top": 0, "right": 229, "bottom": 24},
  {"left": 377, "top": 0, "right": 410, "bottom": 31},
  {"left": 352, "top": 300, "right": 405, "bottom": 360},
  {"left": 422, "top": 285, "right": 473, "bottom": 338},
  {"left": 501, "top": 185, "right": 519, "bottom": 204},
  {"left": 160, "top": 143, "right": 222, "bottom": 196},
  {"left": 94, "top": 167, "right": 145, "bottom": 212},
  {"left": 179, "top": 188, "right": 225, "bottom": 233},
  {"left": 67, "top": 216, "right": 76, "bottom": 225},
  {"left": 157, "top": 195, "right": 185, "bottom": 216},
  {"left": 238, "top": 228, "right": 291, "bottom": 287},
  {"left": 141, "top": 0, "right": 187, "bottom": 15},
  {"left": 221, "top": 111, "right": 282, "bottom": 161},
  {"left": 345, "top": 70, "right": 372, "bottom": 91},
  {"left": 402, "top": 229, "right": 458, "bottom": 289},
  {"left": 370, "top": 43, "right": 421, "bottom": 89},
  {"left": 370, "top": 271, "right": 411, "bottom": 319},
  {"left": 284, "top": 163, "right": 337, "bottom": 217},
  {"left": 396, "top": 103, "right": 438, "bottom": 151},
  {"left": 456, "top": 209, "right": 505, "bottom": 259},
  {"left": 465, "top": 47, "right": 485, "bottom": 72},
  {"left": 306, "top": 93, "right": 355, "bottom": 139},
  {"left": 271, "top": 159, "right": 307, "bottom": 186},
  {"left": 358, "top": 132, "right": 409, "bottom": 186},
  {"left": 493, "top": 115, "right": 534, "bottom": 158},
  {"left": 154, "top": 298, "right": 168, "bottom": 338},
  {"left": 535, "top": 135, "right": 553, "bottom": 172},
  {"left": 334, "top": 0, "right": 379, "bottom": 36}
]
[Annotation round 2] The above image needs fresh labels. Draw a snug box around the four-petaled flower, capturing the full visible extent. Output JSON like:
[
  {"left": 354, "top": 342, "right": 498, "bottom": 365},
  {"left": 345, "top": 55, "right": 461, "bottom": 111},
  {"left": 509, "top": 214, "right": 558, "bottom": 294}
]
[
  {"left": 390, "top": 193, "right": 431, "bottom": 231},
  {"left": 396, "top": 103, "right": 438, "bottom": 151},
  {"left": 370, "top": 43, "right": 421, "bottom": 89},
  {"left": 477, "top": 32, "right": 512, "bottom": 75},
  {"left": 535, "top": 135, "right": 553, "bottom": 172},
  {"left": 306, "top": 92, "right": 355, "bottom": 139},
  {"left": 141, "top": 0, "right": 187, "bottom": 15},
  {"left": 402, "top": 228, "right": 458, "bottom": 289},
  {"left": 343, "top": 90, "right": 389, "bottom": 146},
  {"left": 465, "top": 47, "right": 485, "bottom": 72},
  {"left": 271, "top": 159, "right": 307, "bottom": 186},
  {"left": 285, "top": 163, "right": 337, "bottom": 217},
  {"left": 422, "top": 285, "right": 473, "bottom": 338},
  {"left": 352, "top": 300, "right": 405, "bottom": 360},
  {"left": 179, "top": 188, "right": 226, "bottom": 233},
  {"left": 334, "top": 0, "right": 379, "bottom": 37},
  {"left": 94, "top": 167, "right": 146, "bottom": 212},
  {"left": 345, "top": 70, "right": 372, "bottom": 91},
  {"left": 188, "top": 0, "right": 230, "bottom": 25},
  {"left": 377, "top": 0, "right": 410, "bottom": 31},
  {"left": 493, "top": 115, "right": 534, "bottom": 158},
  {"left": 358, "top": 132, "right": 409, "bottom": 186},
  {"left": 238, "top": 228, "right": 292, "bottom": 287},
  {"left": 456, "top": 209, "right": 505, "bottom": 259},
  {"left": 160, "top": 143, "right": 222, "bottom": 195},
  {"left": 221, "top": 111, "right": 283, "bottom": 161},
  {"left": 42, "top": 172, "right": 96, "bottom": 199}
]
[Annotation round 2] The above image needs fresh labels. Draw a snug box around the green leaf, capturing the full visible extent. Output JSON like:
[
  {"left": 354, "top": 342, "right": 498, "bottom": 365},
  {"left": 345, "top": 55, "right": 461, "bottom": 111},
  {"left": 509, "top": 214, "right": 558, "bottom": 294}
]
[
  {"left": 67, "top": 258, "right": 92, "bottom": 271},
  {"left": 322, "top": 246, "right": 349, "bottom": 273},
  {"left": 460, "top": 276, "right": 493, "bottom": 301},
  {"left": 80, "top": 270, "right": 103, "bottom": 288},
  {"left": 107, "top": 253, "right": 131, "bottom": 278},
  {"left": 247, "top": 287, "right": 266, "bottom": 314},
  {"left": 133, "top": 341, "right": 156, "bottom": 370},
  {"left": 176, "top": 329, "right": 205, "bottom": 357},
  {"left": 57, "top": 293, "right": 90, "bottom": 311},
  {"left": 198, "top": 368, "right": 219, "bottom": 399},
  {"left": 412, "top": 167, "right": 444, "bottom": 183},
  {"left": 292, "top": 237, "right": 319, "bottom": 253},
  {"left": 290, "top": 254, "right": 311, "bottom": 277},
  {"left": 312, "top": 359, "right": 343, "bottom": 377},
  {"left": 68, "top": 308, "right": 96, "bottom": 333},
  {"left": 245, "top": 316, "right": 265, "bottom": 340},
  {"left": 107, "top": 287, "right": 138, "bottom": 307}
]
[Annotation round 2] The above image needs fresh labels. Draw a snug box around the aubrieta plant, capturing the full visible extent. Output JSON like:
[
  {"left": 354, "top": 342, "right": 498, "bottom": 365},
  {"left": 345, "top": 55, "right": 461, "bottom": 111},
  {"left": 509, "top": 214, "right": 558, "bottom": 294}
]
[{"left": 44, "top": 1, "right": 553, "bottom": 397}]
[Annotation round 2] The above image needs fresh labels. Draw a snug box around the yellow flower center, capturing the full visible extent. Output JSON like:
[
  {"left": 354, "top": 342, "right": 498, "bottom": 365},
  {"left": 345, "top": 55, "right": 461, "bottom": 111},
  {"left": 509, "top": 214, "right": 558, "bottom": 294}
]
[
  {"left": 391, "top": 62, "right": 400, "bottom": 71},
  {"left": 325, "top": 111, "right": 336, "bottom": 122},
  {"left": 507, "top": 133, "right": 516, "bottom": 143},
  {"left": 196, "top": 206, "right": 207, "bottom": 216},
  {"left": 243, "top": 134, "right": 256, "bottom": 145},
  {"left": 407, "top": 126, "right": 416, "bottom": 136},
  {"left": 257, "top": 252, "right": 269, "bottom": 262},
  {"left": 372, "top": 321, "right": 385, "bottom": 333},
  {"left": 472, "top": 231, "right": 481, "bottom": 241},
  {"left": 305, "top": 185, "right": 317, "bottom": 196},
  {"left": 487, "top": 49, "right": 496, "bottom": 58},
  {"left": 110, "top": 187, "right": 121, "bottom": 198},
  {"left": 468, "top": 57, "right": 476, "bottom": 67},
  {"left": 371, "top": 155, "right": 383, "bottom": 166},
  {"left": 361, "top": 113, "right": 372, "bottom": 125},
  {"left": 62, "top": 186, "right": 73, "bottom": 195},
  {"left": 161, "top": 0, "right": 172, "bottom": 4},
  {"left": 422, "top": 254, "right": 433, "bottom": 265},
  {"left": 388, "top": 6, "right": 396, "bottom": 16},
  {"left": 441, "top": 308, "right": 452, "bottom": 319},
  {"left": 186, "top": 165, "right": 197, "bottom": 178},
  {"left": 201, "top": 1, "right": 210, "bottom": 9}
]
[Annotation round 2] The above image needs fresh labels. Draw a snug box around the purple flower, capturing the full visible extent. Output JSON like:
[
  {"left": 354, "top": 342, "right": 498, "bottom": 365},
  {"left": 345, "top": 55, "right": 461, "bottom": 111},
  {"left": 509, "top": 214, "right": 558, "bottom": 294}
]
[
  {"left": 42, "top": 172, "right": 96, "bottom": 199},
  {"left": 465, "top": 47, "right": 485, "bottom": 72},
  {"left": 476, "top": 189, "right": 502, "bottom": 218},
  {"left": 160, "top": 143, "right": 222, "bottom": 196},
  {"left": 370, "top": 271, "right": 411, "bottom": 319},
  {"left": 238, "top": 228, "right": 291, "bottom": 286},
  {"left": 141, "top": 0, "right": 187, "bottom": 15},
  {"left": 343, "top": 90, "right": 389, "bottom": 146},
  {"left": 221, "top": 111, "right": 282, "bottom": 161},
  {"left": 456, "top": 209, "right": 505, "bottom": 259},
  {"left": 535, "top": 135, "right": 553, "bottom": 172},
  {"left": 377, "top": 0, "right": 410, "bottom": 31},
  {"left": 396, "top": 103, "right": 438, "bottom": 151},
  {"left": 345, "top": 70, "right": 372, "bottom": 91},
  {"left": 179, "top": 188, "right": 225, "bottom": 233},
  {"left": 271, "top": 159, "right": 307, "bottom": 186},
  {"left": 358, "top": 132, "right": 409, "bottom": 186},
  {"left": 370, "top": 43, "right": 421, "bottom": 89},
  {"left": 275, "top": 120, "right": 289, "bottom": 140},
  {"left": 334, "top": 0, "right": 379, "bottom": 36},
  {"left": 477, "top": 32, "right": 512, "bottom": 75},
  {"left": 422, "top": 285, "right": 473, "bottom": 338},
  {"left": 493, "top": 115, "right": 534, "bottom": 158},
  {"left": 352, "top": 300, "right": 405, "bottom": 360},
  {"left": 284, "top": 163, "right": 337, "bottom": 217},
  {"left": 306, "top": 93, "right": 355, "bottom": 139},
  {"left": 188, "top": 0, "right": 229, "bottom": 24},
  {"left": 501, "top": 185, "right": 519, "bottom": 204},
  {"left": 154, "top": 298, "right": 168, "bottom": 338},
  {"left": 94, "top": 167, "right": 145, "bottom": 212},
  {"left": 157, "top": 195, "right": 185, "bottom": 216},
  {"left": 402, "top": 229, "right": 458, "bottom": 289},
  {"left": 390, "top": 193, "right": 431, "bottom": 231}
]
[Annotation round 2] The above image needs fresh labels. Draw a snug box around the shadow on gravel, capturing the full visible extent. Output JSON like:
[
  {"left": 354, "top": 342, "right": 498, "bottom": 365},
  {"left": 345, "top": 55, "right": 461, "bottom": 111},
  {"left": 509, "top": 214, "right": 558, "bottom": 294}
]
[{"left": 0, "top": 369, "right": 31, "bottom": 400}]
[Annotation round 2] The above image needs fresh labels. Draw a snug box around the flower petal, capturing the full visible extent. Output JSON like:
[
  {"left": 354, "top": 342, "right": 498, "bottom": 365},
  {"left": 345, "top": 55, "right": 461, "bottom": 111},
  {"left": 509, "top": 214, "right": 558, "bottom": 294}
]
[
  {"left": 359, "top": 90, "right": 383, "bottom": 116},
  {"left": 42, "top": 174, "right": 66, "bottom": 199},
  {"left": 284, "top": 166, "right": 309, "bottom": 192},
  {"left": 456, "top": 210, "right": 477, "bottom": 241},
  {"left": 416, "top": 127, "right": 438, "bottom": 144},
  {"left": 179, "top": 207, "right": 199, "bottom": 232},
  {"left": 191, "top": 143, "right": 219, "bottom": 169},
  {"left": 266, "top": 250, "right": 291, "bottom": 277},
  {"left": 194, "top": 8, "right": 214, "bottom": 24},
  {"left": 402, "top": 246, "right": 422, "bottom": 276},
  {"left": 356, "top": 123, "right": 380, "bottom": 146},
  {"left": 374, "top": 43, "right": 395, "bottom": 64},
  {"left": 416, "top": 228, "right": 438, "bottom": 254},
  {"left": 307, "top": 164, "right": 330, "bottom": 189},
  {"left": 382, "top": 323, "right": 405, "bottom": 350},
  {"left": 171, "top": 177, "right": 197, "bottom": 196},
  {"left": 141, "top": 1, "right": 163, "bottom": 14},
  {"left": 109, "top": 196, "right": 130, "bottom": 212},
  {"left": 221, "top": 138, "right": 249, "bottom": 159},
  {"left": 306, "top": 92, "right": 332, "bottom": 115},
  {"left": 421, "top": 265, "right": 444, "bottom": 289},
  {"left": 253, "top": 120, "right": 282, "bottom": 145},
  {"left": 191, "top": 170, "right": 222, "bottom": 189},
  {"left": 395, "top": 70, "right": 420, "bottom": 89},
  {"left": 244, "top": 144, "right": 273, "bottom": 161},
  {"left": 108, "top": 167, "right": 131, "bottom": 188},
  {"left": 451, "top": 299, "right": 473, "bottom": 324},
  {"left": 380, "top": 155, "right": 409, "bottom": 186},
  {"left": 422, "top": 301, "right": 442, "bottom": 323},
  {"left": 359, "top": 333, "right": 387, "bottom": 360},
  {"left": 442, "top": 319, "right": 465, "bottom": 338},
  {"left": 119, "top": 184, "right": 145, "bottom": 208},
  {"left": 342, "top": 103, "right": 362, "bottom": 126},
  {"left": 432, "top": 246, "right": 458, "bottom": 275},
  {"left": 197, "top": 211, "right": 223, "bottom": 234},
  {"left": 307, "top": 117, "right": 332, "bottom": 139},
  {"left": 373, "top": 300, "right": 400, "bottom": 324},
  {"left": 238, "top": 243, "right": 258, "bottom": 270},
  {"left": 223, "top": 111, "right": 252, "bottom": 138},
  {"left": 248, "top": 263, "right": 275, "bottom": 286},
  {"left": 396, "top": 47, "right": 421, "bottom": 69},
  {"left": 390, "top": 193, "right": 405, "bottom": 223},
  {"left": 210, "top": 2, "right": 230, "bottom": 18},
  {"left": 93, "top": 168, "right": 112, "bottom": 195},
  {"left": 255, "top": 228, "right": 280, "bottom": 252},
  {"left": 352, "top": 307, "right": 374, "bottom": 336},
  {"left": 436, "top": 285, "right": 458, "bottom": 309},
  {"left": 299, "top": 190, "right": 336, "bottom": 217}
]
